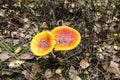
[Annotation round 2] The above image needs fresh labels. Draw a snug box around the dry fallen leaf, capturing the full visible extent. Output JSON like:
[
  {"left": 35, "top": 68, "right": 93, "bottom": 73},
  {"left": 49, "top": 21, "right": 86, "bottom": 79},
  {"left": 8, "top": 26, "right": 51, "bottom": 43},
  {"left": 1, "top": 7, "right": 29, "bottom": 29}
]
[
  {"left": 44, "top": 69, "right": 54, "bottom": 79},
  {"left": 93, "top": 23, "right": 101, "bottom": 33},
  {"left": 69, "top": 66, "right": 78, "bottom": 79},
  {"left": 11, "top": 31, "right": 18, "bottom": 38},
  {"left": 1, "top": 71, "right": 13, "bottom": 76},
  {"left": 98, "top": 47, "right": 103, "bottom": 52},
  {"left": 64, "top": 0, "right": 76, "bottom": 13},
  {"left": 19, "top": 33, "right": 25, "bottom": 38},
  {"left": 108, "top": 61, "right": 120, "bottom": 78},
  {"left": 41, "top": 22, "right": 48, "bottom": 29},
  {"left": 0, "top": 9, "right": 5, "bottom": 17},
  {"left": 114, "top": 45, "right": 120, "bottom": 50},
  {"left": 19, "top": 53, "right": 34, "bottom": 60},
  {"left": 72, "top": 76, "right": 82, "bottom": 80},
  {"left": 31, "top": 63, "right": 41, "bottom": 75},
  {"left": 103, "top": 42, "right": 108, "bottom": 48},
  {"left": 33, "top": 27, "right": 39, "bottom": 33},
  {"left": 97, "top": 53, "right": 104, "bottom": 60},
  {"left": 22, "top": 70, "right": 33, "bottom": 80},
  {"left": 102, "top": 62, "right": 109, "bottom": 70},
  {"left": 112, "top": 55, "right": 120, "bottom": 62},
  {"left": 80, "top": 59, "right": 90, "bottom": 69},
  {"left": 104, "top": 73, "right": 110, "bottom": 80},
  {"left": 113, "top": 17, "right": 119, "bottom": 21},
  {"left": 0, "top": 51, "right": 11, "bottom": 61},
  {"left": 47, "top": 74, "right": 65, "bottom": 80},
  {"left": 9, "top": 60, "right": 25, "bottom": 68}
]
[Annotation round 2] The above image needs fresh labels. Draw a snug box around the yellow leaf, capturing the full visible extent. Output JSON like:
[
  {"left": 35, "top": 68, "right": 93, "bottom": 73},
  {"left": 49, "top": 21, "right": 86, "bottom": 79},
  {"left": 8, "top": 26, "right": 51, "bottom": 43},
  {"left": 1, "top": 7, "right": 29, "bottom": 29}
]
[
  {"left": 114, "top": 33, "right": 118, "bottom": 37},
  {"left": 55, "top": 68, "right": 62, "bottom": 74},
  {"left": 15, "top": 47, "right": 22, "bottom": 54}
]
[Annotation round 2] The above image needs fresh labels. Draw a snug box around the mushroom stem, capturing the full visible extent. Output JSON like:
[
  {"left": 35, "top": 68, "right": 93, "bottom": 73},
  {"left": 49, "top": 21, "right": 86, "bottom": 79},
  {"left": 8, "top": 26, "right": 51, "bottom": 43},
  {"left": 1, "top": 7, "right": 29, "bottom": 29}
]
[{"left": 51, "top": 50, "right": 56, "bottom": 59}]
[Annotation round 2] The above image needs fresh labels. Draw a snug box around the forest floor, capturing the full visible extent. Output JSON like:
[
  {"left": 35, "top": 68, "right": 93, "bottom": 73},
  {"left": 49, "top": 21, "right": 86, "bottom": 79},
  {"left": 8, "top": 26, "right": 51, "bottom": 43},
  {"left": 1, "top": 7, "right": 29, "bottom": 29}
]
[{"left": 0, "top": 0, "right": 120, "bottom": 80}]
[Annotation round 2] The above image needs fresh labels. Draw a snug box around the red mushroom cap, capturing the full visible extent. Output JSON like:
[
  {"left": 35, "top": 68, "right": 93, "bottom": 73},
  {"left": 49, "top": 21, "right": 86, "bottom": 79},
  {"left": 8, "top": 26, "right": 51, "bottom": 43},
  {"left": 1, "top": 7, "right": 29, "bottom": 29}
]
[{"left": 51, "top": 26, "right": 81, "bottom": 51}]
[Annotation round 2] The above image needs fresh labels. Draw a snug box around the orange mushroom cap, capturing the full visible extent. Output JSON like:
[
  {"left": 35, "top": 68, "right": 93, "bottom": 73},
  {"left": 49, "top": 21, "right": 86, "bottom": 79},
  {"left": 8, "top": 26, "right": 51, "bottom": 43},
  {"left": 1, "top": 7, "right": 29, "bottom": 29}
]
[
  {"left": 51, "top": 26, "right": 81, "bottom": 51},
  {"left": 30, "top": 31, "right": 56, "bottom": 56}
]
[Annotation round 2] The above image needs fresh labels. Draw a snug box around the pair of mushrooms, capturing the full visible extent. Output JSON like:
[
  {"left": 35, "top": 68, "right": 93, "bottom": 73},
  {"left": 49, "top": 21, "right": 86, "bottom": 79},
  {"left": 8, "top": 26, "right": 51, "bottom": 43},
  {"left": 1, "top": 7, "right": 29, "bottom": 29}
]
[{"left": 30, "top": 26, "right": 81, "bottom": 56}]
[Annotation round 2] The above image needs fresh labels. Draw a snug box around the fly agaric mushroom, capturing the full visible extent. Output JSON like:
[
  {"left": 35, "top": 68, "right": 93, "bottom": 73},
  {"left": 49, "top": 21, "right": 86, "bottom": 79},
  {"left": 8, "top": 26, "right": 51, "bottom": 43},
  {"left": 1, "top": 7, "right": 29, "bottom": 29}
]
[
  {"left": 51, "top": 26, "right": 81, "bottom": 51},
  {"left": 30, "top": 31, "right": 56, "bottom": 56}
]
